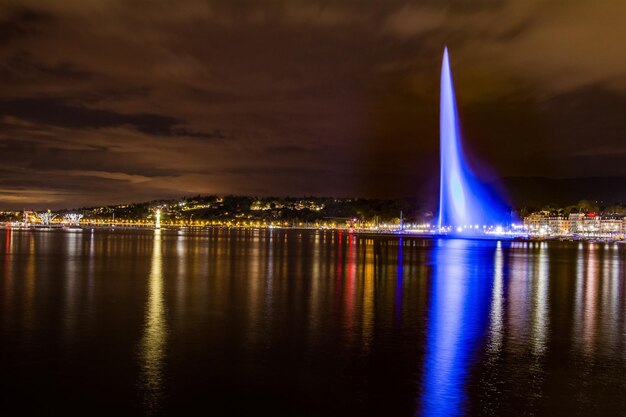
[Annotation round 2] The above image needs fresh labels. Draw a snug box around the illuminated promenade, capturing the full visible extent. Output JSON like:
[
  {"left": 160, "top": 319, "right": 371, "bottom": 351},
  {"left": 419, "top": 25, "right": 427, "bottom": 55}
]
[{"left": 5, "top": 218, "right": 624, "bottom": 242}]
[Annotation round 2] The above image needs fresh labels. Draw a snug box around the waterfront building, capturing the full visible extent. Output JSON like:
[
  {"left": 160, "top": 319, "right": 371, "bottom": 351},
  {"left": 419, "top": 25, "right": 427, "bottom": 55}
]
[
  {"left": 600, "top": 215, "right": 624, "bottom": 236},
  {"left": 524, "top": 211, "right": 570, "bottom": 236},
  {"left": 525, "top": 211, "right": 625, "bottom": 238}
]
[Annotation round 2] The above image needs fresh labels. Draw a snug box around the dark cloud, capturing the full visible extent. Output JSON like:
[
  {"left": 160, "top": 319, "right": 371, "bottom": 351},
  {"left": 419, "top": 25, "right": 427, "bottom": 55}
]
[
  {"left": 0, "top": 97, "right": 178, "bottom": 135},
  {"left": 0, "top": 6, "right": 51, "bottom": 45},
  {"left": 0, "top": 0, "right": 625, "bottom": 209}
]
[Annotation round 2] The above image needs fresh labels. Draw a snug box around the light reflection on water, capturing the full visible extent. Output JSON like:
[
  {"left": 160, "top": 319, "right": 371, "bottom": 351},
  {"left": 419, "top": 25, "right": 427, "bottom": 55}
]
[
  {"left": 531, "top": 242, "right": 549, "bottom": 356},
  {"left": 421, "top": 239, "right": 492, "bottom": 417},
  {"left": 487, "top": 241, "right": 504, "bottom": 355},
  {"left": 1, "top": 229, "right": 625, "bottom": 416},
  {"left": 139, "top": 229, "right": 167, "bottom": 414}
]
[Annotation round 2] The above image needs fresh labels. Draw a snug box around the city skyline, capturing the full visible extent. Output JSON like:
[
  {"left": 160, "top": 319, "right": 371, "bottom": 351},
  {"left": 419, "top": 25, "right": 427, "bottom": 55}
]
[{"left": 2, "top": 1, "right": 626, "bottom": 209}]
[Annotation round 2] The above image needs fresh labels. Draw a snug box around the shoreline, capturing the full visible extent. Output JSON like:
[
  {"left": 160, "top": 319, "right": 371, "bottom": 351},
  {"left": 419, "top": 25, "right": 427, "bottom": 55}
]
[{"left": 3, "top": 223, "right": 625, "bottom": 243}]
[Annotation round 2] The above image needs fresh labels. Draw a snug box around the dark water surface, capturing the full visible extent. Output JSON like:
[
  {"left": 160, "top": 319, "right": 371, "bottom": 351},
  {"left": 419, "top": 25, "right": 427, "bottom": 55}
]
[{"left": 1, "top": 228, "right": 626, "bottom": 416}]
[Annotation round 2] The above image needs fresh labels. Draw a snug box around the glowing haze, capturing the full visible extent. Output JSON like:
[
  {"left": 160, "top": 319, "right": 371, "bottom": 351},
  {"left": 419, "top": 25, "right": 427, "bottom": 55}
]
[
  {"left": 2, "top": 1, "right": 626, "bottom": 209},
  {"left": 437, "top": 48, "right": 512, "bottom": 233}
]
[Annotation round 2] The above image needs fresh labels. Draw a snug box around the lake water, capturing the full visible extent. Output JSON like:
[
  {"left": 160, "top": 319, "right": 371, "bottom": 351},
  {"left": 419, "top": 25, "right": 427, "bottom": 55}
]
[{"left": 1, "top": 228, "right": 625, "bottom": 416}]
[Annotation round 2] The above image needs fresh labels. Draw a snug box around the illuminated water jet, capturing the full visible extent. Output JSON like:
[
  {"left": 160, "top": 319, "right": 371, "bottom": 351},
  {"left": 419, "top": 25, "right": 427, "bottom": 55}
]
[{"left": 437, "top": 47, "right": 513, "bottom": 235}]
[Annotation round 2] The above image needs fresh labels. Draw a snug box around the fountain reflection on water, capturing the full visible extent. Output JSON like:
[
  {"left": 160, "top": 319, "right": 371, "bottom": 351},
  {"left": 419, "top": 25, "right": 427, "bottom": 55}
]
[{"left": 421, "top": 239, "right": 493, "bottom": 416}]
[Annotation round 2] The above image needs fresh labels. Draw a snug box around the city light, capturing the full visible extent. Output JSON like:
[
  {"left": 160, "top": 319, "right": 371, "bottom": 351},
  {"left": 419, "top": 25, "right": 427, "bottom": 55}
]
[{"left": 155, "top": 209, "right": 161, "bottom": 230}]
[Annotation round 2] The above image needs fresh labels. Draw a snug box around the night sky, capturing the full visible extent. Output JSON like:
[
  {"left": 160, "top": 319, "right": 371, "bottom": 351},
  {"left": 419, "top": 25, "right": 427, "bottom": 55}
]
[{"left": 1, "top": 0, "right": 626, "bottom": 209}]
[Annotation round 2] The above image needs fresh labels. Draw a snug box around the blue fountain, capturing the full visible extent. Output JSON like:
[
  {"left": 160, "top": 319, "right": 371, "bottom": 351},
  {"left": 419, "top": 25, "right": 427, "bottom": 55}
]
[{"left": 437, "top": 47, "right": 514, "bottom": 236}]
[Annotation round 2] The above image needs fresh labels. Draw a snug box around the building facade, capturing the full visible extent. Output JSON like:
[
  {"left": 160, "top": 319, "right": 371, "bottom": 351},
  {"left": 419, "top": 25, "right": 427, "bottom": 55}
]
[{"left": 524, "top": 211, "right": 626, "bottom": 238}]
